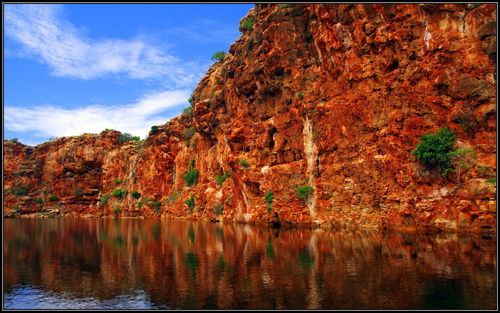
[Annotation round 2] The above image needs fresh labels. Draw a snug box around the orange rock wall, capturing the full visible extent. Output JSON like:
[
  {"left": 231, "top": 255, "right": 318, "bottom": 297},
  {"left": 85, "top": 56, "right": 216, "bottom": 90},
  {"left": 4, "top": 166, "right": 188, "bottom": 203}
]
[{"left": 3, "top": 4, "right": 496, "bottom": 231}]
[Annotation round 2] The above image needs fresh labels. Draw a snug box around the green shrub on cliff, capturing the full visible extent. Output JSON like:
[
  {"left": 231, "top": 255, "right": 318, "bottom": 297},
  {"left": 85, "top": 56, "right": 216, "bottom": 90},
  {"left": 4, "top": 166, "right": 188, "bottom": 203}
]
[
  {"left": 185, "top": 194, "right": 195, "bottom": 212},
  {"left": 35, "top": 198, "right": 43, "bottom": 204},
  {"left": 118, "top": 133, "right": 140, "bottom": 144},
  {"left": 151, "top": 201, "right": 162, "bottom": 213},
  {"left": 11, "top": 188, "right": 28, "bottom": 196},
  {"left": 150, "top": 125, "right": 159, "bottom": 134},
  {"left": 188, "top": 93, "right": 194, "bottom": 106},
  {"left": 211, "top": 51, "right": 226, "bottom": 62},
  {"left": 183, "top": 106, "right": 193, "bottom": 117},
  {"left": 240, "top": 159, "right": 249, "bottom": 168},
  {"left": 101, "top": 194, "right": 110, "bottom": 205},
  {"left": 184, "top": 169, "right": 199, "bottom": 186},
  {"left": 49, "top": 195, "right": 58, "bottom": 201},
  {"left": 215, "top": 172, "right": 231, "bottom": 187},
  {"left": 297, "top": 185, "right": 313, "bottom": 201},
  {"left": 240, "top": 16, "right": 255, "bottom": 31},
  {"left": 112, "top": 189, "right": 126, "bottom": 198},
  {"left": 412, "top": 127, "right": 475, "bottom": 177},
  {"left": 265, "top": 190, "right": 274, "bottom": 212},
  {"left": 131, "top": 191, "right": 141, "bottom": 199}
]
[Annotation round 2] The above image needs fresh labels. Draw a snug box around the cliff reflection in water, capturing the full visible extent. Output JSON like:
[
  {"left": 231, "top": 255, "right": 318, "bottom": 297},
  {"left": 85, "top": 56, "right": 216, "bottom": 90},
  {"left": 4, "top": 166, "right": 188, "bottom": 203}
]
[{"left": 3, "top": 218, "right": 496, "bottom": 310}]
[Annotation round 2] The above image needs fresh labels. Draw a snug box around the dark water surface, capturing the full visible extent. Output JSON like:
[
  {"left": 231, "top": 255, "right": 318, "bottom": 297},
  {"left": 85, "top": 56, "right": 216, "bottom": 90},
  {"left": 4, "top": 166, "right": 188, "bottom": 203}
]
[{"left": 3, "top": 218, "right": 497, "bottom": 310}]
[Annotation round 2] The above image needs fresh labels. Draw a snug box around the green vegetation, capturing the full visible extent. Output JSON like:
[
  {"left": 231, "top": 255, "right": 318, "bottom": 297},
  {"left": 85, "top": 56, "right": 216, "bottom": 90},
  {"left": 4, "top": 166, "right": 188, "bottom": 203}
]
[
  {"left": 10, "top": 138, "right": 19, "bottom": 143},
  {"left": 114, "top": 207, "right": 121, "bottom": 214},
  {"left": 240, "top": 16, "right": 255, "bottom": 31},
  {"left": 131, "top": 191, "right": 141, "bottom": 199},
  {"left": 183, "top": 106, "right": 193, "bottom": 117},
  {"left": 35, "top": 198, "right": 43, "bottom": 204},
  {"left": 412, "top": 128, "right": 476, "bottom": 177},
  {"left": 185, "top": 194, "right": 195, "bottom": 212},
  {"left": 279, "top": 4, "right": 295, "bottom": 8},
  {"left": 150, "top": 125, "right": 159, "bottom": 134},
  {"left": 297, "top": 185, "right": 314, "bottom": 201},
  {"left": 487, "top": 178, "right": 496, "bottom": 184},
  {"left": 118, "top": 133, "right": 140, "bottom": 144},
  {"left": 184, "top": 169, "right": 199, "bottom": 186},
  {"left": 101, "top": 194, "right": 110, "bottom": 205},
  {"left": 265, "top": 190, "right": 274, "bottom": 212},
  {"left": 189, "top": 159, "right": 195, "bottom": 168},
  {"left": 114, "top": 179, "right": 123, "bottom": 185},
  {"left": 112, "top": 189, "right": 127, "bottom": 198},
  {"left": 240, "top": 159, "right": 249, "bottom": 168},
  {"left": 213, "top": 203, "right": 224, "bottom": 215},
  {"left": 211, "top": 51, "right": 226, "bottom": 62},
  {"left": 11, "top": 188, "right": 28, "bottom": 196},
  {"left": 48, "top": 194, "right": 58, "bottom": 201},
  {"left": 188, "top": 93, "right": 194, "bottom": 106},
  {"left": 185, "top": 140, "right": 191, "bottom": 147},
  {"left": 166, "top": 190, "right": 182, "bottom": 204},
  {"left": 183, "top": 126, "right": 196, "bottom": 139},
  {"left": 138, "top": 197, "right": 153, "bottom": 208},
  {"left": 297, "top": 92, "right": 304, "bottom": 100},
  {"left": 151, "top": 201, "right": 162, "bottom": 212},
  {"left": 215, "top": 172, "right": 231, "bottom": 187}
]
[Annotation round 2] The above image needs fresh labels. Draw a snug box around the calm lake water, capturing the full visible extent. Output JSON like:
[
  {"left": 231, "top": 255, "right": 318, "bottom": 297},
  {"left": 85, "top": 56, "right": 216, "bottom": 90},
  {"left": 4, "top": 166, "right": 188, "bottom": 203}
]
[{"left": 3, "top": 218, "right": 497, "bottom": 310}]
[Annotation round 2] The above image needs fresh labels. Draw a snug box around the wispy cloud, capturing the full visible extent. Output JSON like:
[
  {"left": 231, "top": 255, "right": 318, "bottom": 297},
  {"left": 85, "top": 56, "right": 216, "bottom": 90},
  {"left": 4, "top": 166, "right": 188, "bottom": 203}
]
[
  {"left": 166, "top": 18, "right": 241, "bottom": 44},
  {"left": 4, "top": 4, "right": 205, "bottom": 87},
  {"left": 5, "top": 90, "right": 190, "bottom": 144}
]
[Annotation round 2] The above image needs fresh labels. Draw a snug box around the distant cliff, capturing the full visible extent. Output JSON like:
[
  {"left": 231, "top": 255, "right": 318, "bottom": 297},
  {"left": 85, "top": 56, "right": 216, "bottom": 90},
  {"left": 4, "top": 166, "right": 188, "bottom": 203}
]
[{"left": 4, "top": 4, "right": 496, "bottom": 231}]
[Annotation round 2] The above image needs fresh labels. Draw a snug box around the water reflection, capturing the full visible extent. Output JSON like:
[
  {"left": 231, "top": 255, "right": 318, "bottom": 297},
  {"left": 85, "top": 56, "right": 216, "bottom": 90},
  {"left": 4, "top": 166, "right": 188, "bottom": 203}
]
[{"left": 3, "top": 218, "right": 497, "bottom": 310}]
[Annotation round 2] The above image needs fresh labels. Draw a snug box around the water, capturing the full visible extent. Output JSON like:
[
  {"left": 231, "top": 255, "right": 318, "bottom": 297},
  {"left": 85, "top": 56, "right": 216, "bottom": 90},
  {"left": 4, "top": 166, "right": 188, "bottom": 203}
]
[{"left": 3, "top": 218, "right": 497, "bottom": 310}]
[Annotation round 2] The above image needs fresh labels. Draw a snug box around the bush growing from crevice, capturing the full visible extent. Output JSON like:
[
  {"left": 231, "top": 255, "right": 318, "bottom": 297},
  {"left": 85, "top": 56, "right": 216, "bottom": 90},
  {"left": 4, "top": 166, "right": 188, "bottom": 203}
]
[
  {"left": 131, "top": 191, "right": 141, "bottom": 199},
  {"left": 114, "top": 207, "right": 121, "bottom": 214},
  {"left": 150, "top": 125, "right": 159, "bottom": 134},
  {"left": 297, "top": 185, "right": 313, "bottom": 201},
  {"left": 240, "top": 159, "right": 249, "bottom": 168},
  {"left": 183, "top": 106, "right": 193, "bottom": 116},
  {"left": 188, "top": 94, "right": 194, "bottom": 106},
  {"left": 118, "top": 133, "right": 140, "bottom": 144},
  {"left": 211, "top": 51, "right": 226, "bottom": 62},
  {"left": 240, "top": 16, "right": 255, "bottom": 31},
  {"left": 101, "top": 194, "right": 110, "bottom": 205},
  {"left": 184, "top": 169, "right": 199, "bottom": 186},
  {"left": 35, "top": 198, "right": 43, "bottom": 204},
  {"left": 49, "top": 195, "right": 58, "bottom": 201},
  {"left": 412, "top": 127, "right": 475, "bottom": 178},
  {"left": 215, "top": 172, "right": 231, "bottom": 187},
  {"left": 185, "top": 194, "right": 195, "bottom": 212},
  {"left": 114, "top": 179, "right": 123, "bottom": 185},
  {"left": 151, "top": 201, "right": 162, "bottom": 213},
  {"left": 11, "top": 188, "right": 28, "bottom": 196},
  {"left": 265, "top": 190, "right": 274, "bottom": 212},
  {"left": 112, "top": 189, "right": 126, "bottom": 198}
]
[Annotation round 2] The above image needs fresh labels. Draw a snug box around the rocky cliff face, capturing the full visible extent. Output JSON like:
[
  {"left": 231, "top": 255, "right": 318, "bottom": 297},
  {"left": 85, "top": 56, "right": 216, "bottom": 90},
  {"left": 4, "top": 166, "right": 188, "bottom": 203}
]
[{"left": 4, "top": 4, "right": 496, "bottom": 231}]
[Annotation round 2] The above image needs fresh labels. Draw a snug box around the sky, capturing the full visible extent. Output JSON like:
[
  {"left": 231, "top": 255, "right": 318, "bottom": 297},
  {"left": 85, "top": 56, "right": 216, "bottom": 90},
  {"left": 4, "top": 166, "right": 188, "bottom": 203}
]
[{"left": 4, "top": 3, "right": 254, "bottom": 146}]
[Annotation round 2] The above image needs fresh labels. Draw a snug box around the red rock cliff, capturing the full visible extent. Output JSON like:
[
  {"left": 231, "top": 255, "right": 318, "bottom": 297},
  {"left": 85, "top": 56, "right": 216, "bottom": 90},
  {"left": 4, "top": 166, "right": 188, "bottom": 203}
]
[{"left": 4, "top": 4, "right": 496, "bottom": 231}]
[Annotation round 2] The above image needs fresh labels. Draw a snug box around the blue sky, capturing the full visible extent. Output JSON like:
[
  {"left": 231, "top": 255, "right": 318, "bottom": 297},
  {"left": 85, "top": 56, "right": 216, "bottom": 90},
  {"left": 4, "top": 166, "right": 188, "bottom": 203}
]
[{"left": 4, "top": 3, "right": 254, "bottom": 146}]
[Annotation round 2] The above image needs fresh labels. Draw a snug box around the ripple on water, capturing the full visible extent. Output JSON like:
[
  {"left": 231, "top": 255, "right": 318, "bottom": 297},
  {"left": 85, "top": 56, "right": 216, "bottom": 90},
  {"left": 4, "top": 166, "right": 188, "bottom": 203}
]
[{"left": 4, "top": 286, "right": 162, "bottom": 310}]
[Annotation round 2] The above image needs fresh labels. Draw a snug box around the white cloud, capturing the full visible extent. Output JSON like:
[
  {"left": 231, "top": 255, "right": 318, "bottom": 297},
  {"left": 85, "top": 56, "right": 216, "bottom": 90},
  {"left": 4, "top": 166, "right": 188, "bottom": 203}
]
[
  {"left": 4, "top": 90, "right": 191, "bottom": 144},
  {"left": 4, "top": 4, "right": 204, "bottom": 87}
]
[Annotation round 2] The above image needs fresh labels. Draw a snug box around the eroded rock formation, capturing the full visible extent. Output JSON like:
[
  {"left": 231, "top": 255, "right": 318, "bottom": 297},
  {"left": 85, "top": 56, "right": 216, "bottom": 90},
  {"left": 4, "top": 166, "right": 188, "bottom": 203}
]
[{"left": 4, "top": 4, "right": 496, "bottom": 231}]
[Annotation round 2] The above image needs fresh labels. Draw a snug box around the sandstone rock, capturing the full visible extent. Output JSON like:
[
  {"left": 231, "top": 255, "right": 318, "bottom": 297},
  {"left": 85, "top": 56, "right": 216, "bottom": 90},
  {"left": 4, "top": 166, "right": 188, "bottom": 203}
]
[{"left": 3, "top": 4, "right": 496, "bottom": 231}]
